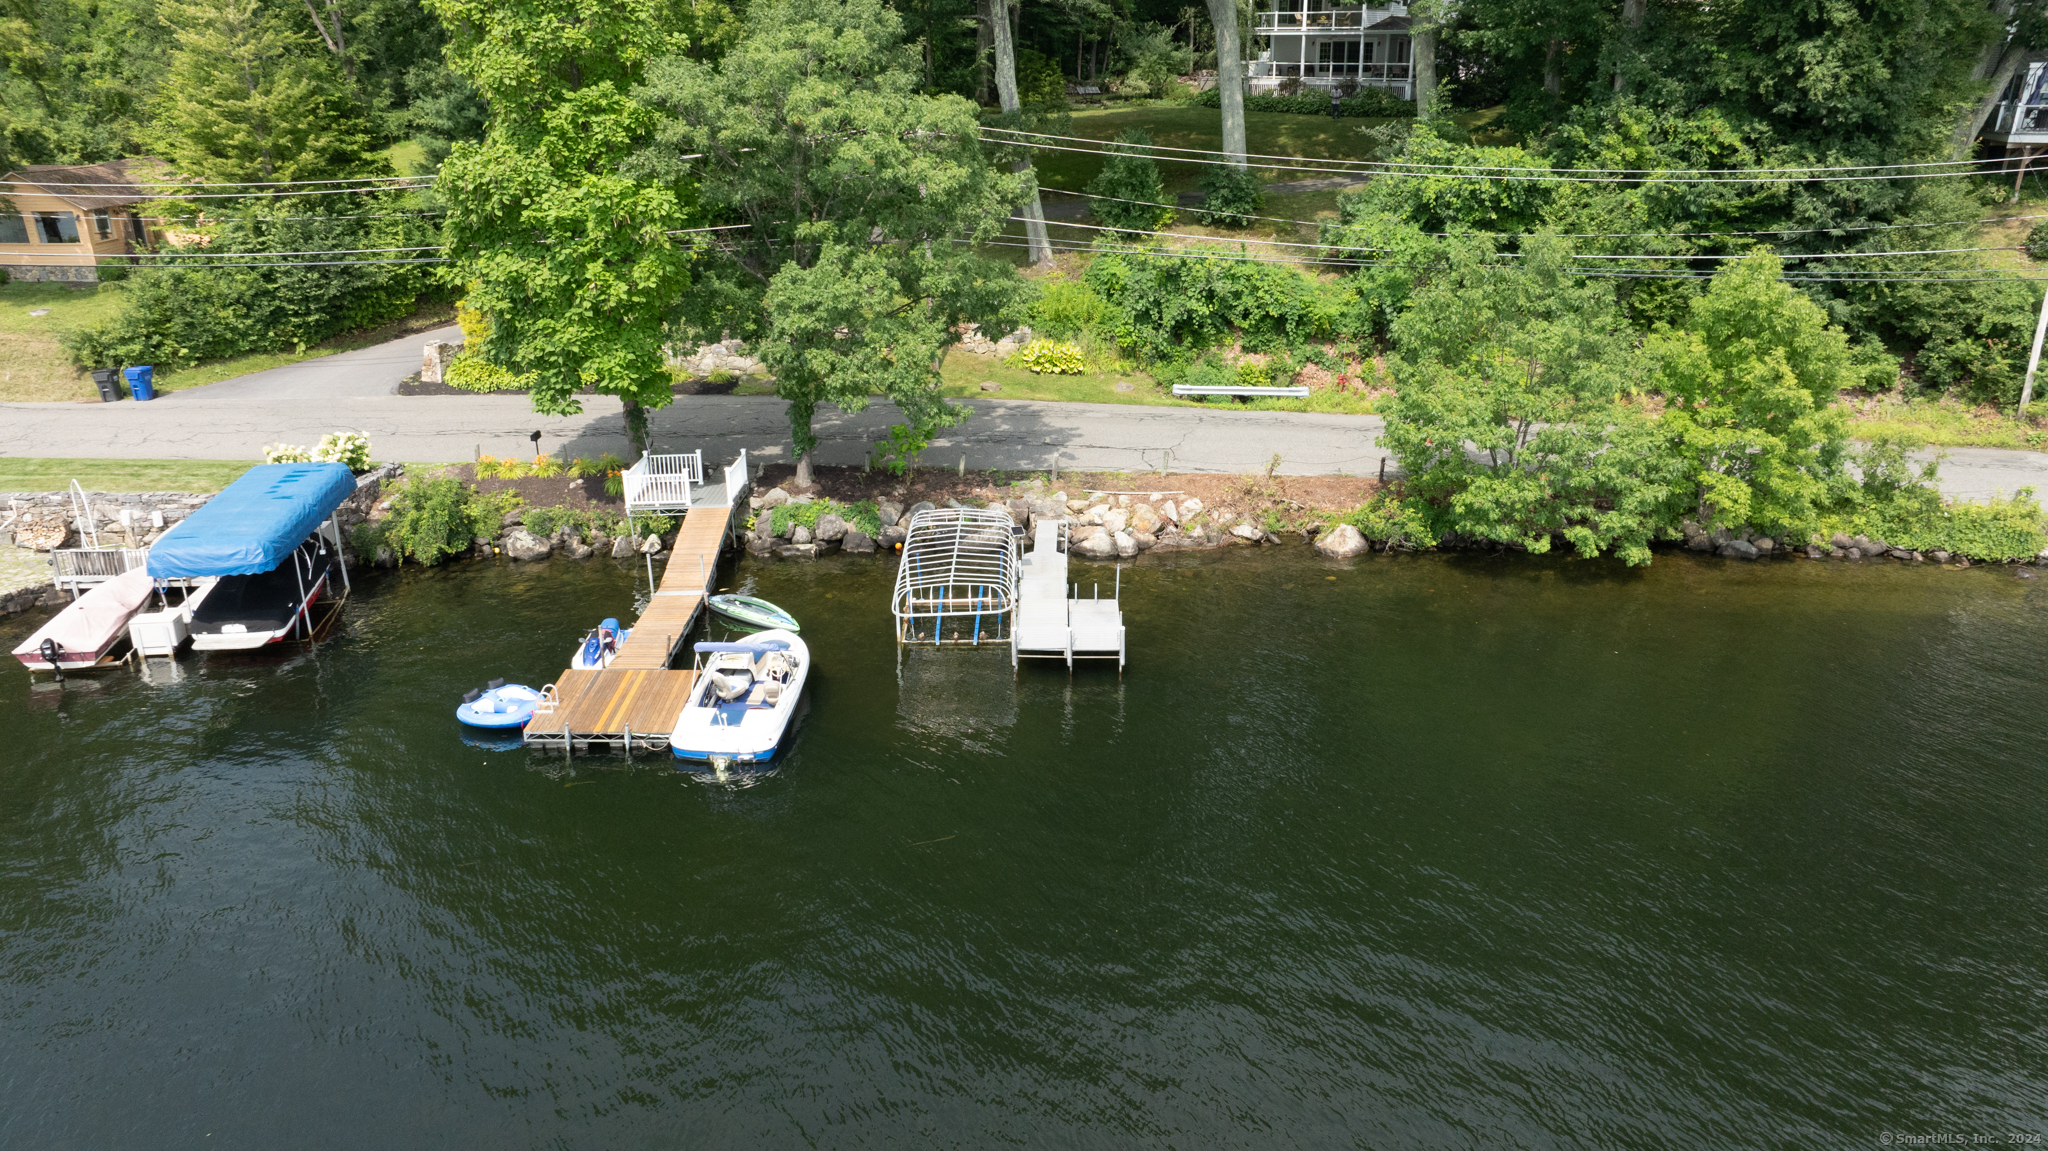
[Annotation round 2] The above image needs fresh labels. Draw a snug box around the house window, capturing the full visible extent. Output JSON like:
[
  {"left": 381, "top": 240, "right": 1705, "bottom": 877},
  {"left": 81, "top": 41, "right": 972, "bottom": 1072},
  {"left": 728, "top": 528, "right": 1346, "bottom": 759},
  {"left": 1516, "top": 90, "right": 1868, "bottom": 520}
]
[
  {"left": 0, "top": 214, "right": 27, "bottom": 244},
  {"left": 36, "top": 212, "right": 81, "bottom": 244},
  {"left": 127, "top": 211, "right": 147, "bottom": 244},
  {"left": 1318, "top": 41, "right": 1361, "bottom": 64},
  {"left": 93, "top": 209, "right": 110, "bottom": 239}
]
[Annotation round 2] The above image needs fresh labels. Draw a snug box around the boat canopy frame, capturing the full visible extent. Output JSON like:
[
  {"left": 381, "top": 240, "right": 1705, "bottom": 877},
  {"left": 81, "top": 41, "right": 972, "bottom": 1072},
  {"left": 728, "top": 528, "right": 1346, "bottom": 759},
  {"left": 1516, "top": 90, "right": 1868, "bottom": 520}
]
[{"left": 890, "top": 508, "right": 1021, "bottom": 646}]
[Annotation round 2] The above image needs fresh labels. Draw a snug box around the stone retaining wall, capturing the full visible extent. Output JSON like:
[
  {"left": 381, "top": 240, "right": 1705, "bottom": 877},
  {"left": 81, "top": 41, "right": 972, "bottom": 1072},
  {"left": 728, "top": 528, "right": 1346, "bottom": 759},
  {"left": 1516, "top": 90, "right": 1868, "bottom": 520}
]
[{"left": 1, "top": 464, "right": 400, "bottom": 616}]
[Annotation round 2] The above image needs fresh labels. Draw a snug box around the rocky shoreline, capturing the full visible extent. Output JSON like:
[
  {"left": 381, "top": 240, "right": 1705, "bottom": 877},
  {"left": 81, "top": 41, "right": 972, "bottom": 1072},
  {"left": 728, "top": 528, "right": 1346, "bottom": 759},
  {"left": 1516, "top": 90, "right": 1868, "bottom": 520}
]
[{"left": 9, "top": 467, "right": 2043, "bottom": 619}]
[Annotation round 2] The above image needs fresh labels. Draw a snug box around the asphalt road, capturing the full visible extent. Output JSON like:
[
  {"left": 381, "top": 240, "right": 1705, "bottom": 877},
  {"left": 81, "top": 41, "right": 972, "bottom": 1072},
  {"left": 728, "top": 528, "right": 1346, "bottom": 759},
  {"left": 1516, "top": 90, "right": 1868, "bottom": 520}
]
[{"left": 5, "top": 324, "right": 2044, "bottom": 500}]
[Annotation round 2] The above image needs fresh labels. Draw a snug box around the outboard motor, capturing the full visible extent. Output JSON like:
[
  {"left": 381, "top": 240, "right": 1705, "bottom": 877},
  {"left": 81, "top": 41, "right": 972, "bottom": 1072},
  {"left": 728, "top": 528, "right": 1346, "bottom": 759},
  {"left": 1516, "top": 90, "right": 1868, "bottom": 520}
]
[{"left": 39, "top": 638, "right": 63, "bottom": 681}]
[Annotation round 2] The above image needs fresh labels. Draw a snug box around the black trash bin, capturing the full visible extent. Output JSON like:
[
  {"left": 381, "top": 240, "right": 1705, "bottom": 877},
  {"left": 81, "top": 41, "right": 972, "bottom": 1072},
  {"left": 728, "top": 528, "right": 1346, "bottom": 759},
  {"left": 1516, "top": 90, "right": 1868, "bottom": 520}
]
[{"left": 91, "top": 368, "right": 125, "bottom": 403}]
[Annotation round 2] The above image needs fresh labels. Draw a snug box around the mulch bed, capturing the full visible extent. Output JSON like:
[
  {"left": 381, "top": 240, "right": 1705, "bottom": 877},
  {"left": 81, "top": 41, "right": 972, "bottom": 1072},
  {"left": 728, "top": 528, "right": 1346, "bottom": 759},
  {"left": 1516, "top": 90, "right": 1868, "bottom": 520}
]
[
  {"left": 758, "top": 465, "right": 1383, "bottom": 516},
  {"left": 442, "top": 464, "right": 625, "bottom": 512},
  {"left": 394, "top": 372, "right": 742, "bottom": 398}
]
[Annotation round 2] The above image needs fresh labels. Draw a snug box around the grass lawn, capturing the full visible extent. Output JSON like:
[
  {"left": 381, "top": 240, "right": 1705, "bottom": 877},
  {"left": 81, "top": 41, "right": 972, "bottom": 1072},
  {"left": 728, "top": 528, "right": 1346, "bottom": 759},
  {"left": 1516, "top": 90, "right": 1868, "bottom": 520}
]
[
  {"left": 0, "top": 457, "right": 260, "bottom": 493},
  {"left": 153, "top": 301, "right": 458, "bottom": 394},
  {"left": 1030, "top": 106, "right": 1391, "bottom": 205},
  {"left": 0, "top": 285, "right": 456, "bottom": 403},
  {"left": 939, "top": 348, "right": 1379, "bottom": 415},
  {"left": 0, "top": 282, "right": 126, "bottom": 402},
  {"left": 1844, "top": 397, "right": 2048, "bottom": 450}
]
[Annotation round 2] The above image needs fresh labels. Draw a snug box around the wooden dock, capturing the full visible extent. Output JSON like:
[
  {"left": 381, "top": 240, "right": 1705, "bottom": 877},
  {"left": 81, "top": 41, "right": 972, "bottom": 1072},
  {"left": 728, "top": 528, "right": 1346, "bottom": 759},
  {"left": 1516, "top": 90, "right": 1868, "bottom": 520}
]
[{"left": 525, "top": 482, "right": 746, "bottom": 753}]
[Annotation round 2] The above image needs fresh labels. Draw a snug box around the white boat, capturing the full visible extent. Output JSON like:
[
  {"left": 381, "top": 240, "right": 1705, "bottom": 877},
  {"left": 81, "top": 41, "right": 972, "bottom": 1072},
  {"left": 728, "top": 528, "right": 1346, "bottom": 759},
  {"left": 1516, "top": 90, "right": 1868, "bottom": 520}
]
[
  {"left": 147, "top": 462, "right": 358, "bottom": 653},
  {"left": 188, "top": 536, "right": 340, "bottom": 651},
  {"left": 670, "top": 630, "right": 809, "bottom": 768},
  {"left": 12, "top": 567, "right": 156, "bottom": 671}
]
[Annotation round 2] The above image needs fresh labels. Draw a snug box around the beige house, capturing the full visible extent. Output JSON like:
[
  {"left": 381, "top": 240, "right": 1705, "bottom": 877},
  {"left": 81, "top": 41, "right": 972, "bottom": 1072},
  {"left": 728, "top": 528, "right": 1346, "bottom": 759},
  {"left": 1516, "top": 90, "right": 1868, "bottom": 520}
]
[{"left": 1, "top": 159, "right": 157, "bottom": 283}]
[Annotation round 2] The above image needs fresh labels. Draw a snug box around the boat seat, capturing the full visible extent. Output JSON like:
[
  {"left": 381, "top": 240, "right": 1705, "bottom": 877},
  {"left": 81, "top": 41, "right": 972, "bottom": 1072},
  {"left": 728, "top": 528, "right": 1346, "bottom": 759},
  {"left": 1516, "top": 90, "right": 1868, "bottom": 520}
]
[
  {"left": 762, "top": 682, "right": 783, "bottom": 705},
  {"left": 746, "top": 681, "right": 769, "bottom": 707}
]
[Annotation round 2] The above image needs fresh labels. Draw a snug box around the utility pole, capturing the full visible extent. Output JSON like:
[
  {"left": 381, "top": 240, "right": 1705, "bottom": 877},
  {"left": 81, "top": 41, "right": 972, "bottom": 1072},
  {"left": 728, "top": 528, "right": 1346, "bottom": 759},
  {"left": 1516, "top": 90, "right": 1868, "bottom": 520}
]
[{"left": 2023, "top": 284, "right": 2048, "bottom": 412}]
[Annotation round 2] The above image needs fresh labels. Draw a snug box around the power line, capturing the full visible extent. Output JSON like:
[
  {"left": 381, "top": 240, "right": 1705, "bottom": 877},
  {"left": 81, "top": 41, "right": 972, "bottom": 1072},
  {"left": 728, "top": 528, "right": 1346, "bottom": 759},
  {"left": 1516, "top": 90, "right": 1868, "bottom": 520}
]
[
  {"left": 134, "top": 210, "right": 448, "bottom": 223},
  {"left": 3, "top": 174, "right": 435, "bottom": 189},
  {"left": 97, "top": 257, "right": 448, "bottom": 268},
  {"left": 983, "top": 126, "right": 2010, "bottom": 181},
  {"left": 1028, "top": 214, "right": 2019, "bottom": 264},
  {"left": 116, "top": 245, "right": 445, "bottom": 259},
  {"left": 1037, "top": 185, "right": 2048, "bottom": 241},
  {"left": 979, "top": 233, "right": 2048, "bottom": 284},
  {"left": 982, "top": 128, "right": 2017, "bottom": 185}
]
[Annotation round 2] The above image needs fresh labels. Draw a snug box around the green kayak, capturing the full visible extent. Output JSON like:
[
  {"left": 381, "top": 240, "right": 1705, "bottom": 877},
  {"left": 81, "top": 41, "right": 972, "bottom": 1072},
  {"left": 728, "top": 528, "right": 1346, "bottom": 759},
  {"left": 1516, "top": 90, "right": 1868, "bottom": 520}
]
[{"left": 708, "top": 594, "right": 800, "bottom": 632}]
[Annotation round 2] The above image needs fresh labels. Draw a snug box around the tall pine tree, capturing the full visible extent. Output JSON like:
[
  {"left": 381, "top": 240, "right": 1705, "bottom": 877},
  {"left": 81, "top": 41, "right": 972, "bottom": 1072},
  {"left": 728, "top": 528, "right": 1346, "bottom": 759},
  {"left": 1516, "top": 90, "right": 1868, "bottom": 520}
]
[{"left": 151, "top": 0, "right": 378, "bottom": 184}]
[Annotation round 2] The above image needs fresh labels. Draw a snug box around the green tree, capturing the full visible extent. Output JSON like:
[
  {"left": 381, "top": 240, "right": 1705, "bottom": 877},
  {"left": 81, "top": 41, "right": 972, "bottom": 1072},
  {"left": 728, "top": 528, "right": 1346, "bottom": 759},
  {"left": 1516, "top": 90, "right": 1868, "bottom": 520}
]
[
  {"left": 1649, "top": 251, "right": 1855, "bottom": 537},
  {"left": 151, "top": 0, "right": 378, "bottom": 184},
  {"left": 426, "top": 0, "right": 707, "bottom": 459},
  {"left": 1084, "top": 128, "right": 1173, "bottom": 234},
  {"left": 632, "top": 0, "right": 1026, "bottom": 485},
  {"left": 1381, "top": 237, "right": 1687, "bottom": 565}
]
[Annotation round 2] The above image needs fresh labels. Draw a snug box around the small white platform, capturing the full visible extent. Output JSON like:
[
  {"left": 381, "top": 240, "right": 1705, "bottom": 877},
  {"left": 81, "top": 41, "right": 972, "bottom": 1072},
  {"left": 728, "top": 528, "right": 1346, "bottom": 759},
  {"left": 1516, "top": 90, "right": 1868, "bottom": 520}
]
[{"left": 1012, "top": 520, "right": 1125, "bottom": 670}]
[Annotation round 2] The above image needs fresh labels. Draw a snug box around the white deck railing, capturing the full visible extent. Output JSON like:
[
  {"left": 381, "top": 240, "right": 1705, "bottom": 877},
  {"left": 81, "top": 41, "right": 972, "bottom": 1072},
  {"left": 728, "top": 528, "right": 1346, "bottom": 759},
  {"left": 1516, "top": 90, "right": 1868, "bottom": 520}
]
[
  {"left": 622, "top": 451, "right": 703, "bottom": 515},
  {"left": 722, "top": 449, "right": 750, "bottom": 507},
  {"left": 51, "top": 547, "right": 149, "bottom": 596}
]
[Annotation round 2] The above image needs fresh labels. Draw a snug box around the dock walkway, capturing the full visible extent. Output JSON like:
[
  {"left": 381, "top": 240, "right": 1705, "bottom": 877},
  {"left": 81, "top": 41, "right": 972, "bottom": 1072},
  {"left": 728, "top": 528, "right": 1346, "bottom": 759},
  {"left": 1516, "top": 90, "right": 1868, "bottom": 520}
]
[
  {"left": 525, "top": 462, "right": 747, "bottom": 753},
  {"left": 1013, "top": 520, "right": 1126, "bottom": 669}
]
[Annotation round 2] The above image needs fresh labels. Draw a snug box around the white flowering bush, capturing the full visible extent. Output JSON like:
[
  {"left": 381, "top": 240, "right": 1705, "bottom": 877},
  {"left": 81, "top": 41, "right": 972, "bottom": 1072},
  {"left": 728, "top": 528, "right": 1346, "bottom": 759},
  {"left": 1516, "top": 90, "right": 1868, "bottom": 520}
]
[
  {"left": 314, "top": 431, "right": 373, "bottom": 472},
  {"left": 263, "top": 431, "right": 373, "bottom": 472}
]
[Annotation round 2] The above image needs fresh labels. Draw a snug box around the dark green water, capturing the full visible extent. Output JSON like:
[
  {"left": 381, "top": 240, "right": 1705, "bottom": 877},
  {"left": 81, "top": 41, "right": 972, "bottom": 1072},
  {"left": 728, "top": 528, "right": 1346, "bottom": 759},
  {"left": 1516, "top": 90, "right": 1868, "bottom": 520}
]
[{"left": 4, "top": 548, "right": 2046, "bottom": 1148}]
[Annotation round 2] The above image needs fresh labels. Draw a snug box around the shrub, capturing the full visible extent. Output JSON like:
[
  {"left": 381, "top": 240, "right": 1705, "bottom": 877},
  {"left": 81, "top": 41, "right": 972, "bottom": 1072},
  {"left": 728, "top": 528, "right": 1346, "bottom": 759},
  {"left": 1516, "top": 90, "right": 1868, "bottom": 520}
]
[
  {"left": 60, "top": 198, "right": 440, "bottom": 371},
  {"left": 1010, "top": 339, "right": 1086, "bottom": 374},
  {"left": 871, "top": 424, "right": 930, "bottom": 476},
  {"left": 264, "top": 442, "right": 315, "bottom": 463},
  {"left": 2027, "top": 222, "right": 2048, "bottom": 262},
  {"left": 381, "top": 477, "right": 520, "bottom": 565},
  {"left": 444, "top": 351, "right": 530, "bottom": 392},
  {"left": 1343, "top": 492, "right": 1438, "bottom": 548},
  {"left": 314, "top": 431, "right": 372, "bottom": 472},
  {"left": 1084, "top": 129, "right": 1175, "bottom": 235},
  {"left": 766, "top": 497, "right": 882, "bottom": 537},
  {"left": 1085, "top": 247, "right": 1355, "bottom": 362},
  {"left": 522, "top": 505, "right": 627, "bottom": 539},
  {"left": 1197, "top": 165, "right": 1265, "bottom": 227},
  {"left": 531, "top": 453, "right": 564, "bottom": 479},
  {"left": 1193, "top": 86, "right": 1413, "bottom": 118},
  {"left": 1028, "top": 280, "right": 1113, "bottom": 338}
]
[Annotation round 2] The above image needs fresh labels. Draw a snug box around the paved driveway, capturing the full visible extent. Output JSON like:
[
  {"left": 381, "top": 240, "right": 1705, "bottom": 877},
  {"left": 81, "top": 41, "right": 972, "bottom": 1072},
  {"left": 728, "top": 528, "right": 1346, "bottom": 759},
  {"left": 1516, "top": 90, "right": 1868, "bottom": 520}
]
[{"left": 4, "top": 325, "right": 2043, "bottom": 500}]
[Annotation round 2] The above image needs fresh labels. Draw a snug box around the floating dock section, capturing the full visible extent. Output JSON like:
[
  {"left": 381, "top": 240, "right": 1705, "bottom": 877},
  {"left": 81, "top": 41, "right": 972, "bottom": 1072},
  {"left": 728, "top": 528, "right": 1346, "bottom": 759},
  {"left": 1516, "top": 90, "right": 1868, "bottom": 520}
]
[
  {"left": 1011, "top": 520, "right": 1126, "bottom": 670},
  {"left": 525, "top": 451, "right": 750, "bottom": 753}
]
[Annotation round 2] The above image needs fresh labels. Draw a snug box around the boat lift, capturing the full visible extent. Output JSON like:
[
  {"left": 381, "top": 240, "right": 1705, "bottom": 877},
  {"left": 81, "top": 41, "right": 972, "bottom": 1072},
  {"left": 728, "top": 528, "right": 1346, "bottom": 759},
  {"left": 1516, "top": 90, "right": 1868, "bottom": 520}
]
[{"left": 890, "top": 508, "right": 1021, "bottom": 647}]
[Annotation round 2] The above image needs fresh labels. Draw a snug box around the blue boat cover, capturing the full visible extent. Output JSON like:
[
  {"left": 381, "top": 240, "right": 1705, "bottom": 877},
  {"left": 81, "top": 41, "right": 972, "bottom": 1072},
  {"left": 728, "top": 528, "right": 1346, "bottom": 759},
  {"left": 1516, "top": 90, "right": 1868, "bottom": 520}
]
[
  {"left": 694, "top": 639, "right": 791, "bottom": 654},
  {"left": 148, "top": 463, "right": 357, "bottom": 578}
]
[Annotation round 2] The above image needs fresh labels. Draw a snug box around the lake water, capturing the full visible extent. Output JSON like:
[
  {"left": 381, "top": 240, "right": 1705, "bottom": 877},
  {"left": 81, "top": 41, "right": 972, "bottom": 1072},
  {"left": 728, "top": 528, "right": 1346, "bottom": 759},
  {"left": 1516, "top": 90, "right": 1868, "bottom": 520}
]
[{"left": 3, "top": 548, "right": 2045, "bottom": 1147}]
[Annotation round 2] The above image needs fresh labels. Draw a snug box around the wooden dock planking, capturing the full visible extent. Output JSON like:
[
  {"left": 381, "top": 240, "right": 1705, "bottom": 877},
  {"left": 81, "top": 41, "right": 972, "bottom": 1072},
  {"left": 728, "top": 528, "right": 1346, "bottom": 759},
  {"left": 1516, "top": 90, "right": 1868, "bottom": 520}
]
[
  {"left": 607, "top": 504, "right": 737, "bottom": 669},
  {"left": 527, "top": 498, "right": 743, "bottom": 748},
  {"left": 549, "top": 668, "right": 697, "bottom": 736}
]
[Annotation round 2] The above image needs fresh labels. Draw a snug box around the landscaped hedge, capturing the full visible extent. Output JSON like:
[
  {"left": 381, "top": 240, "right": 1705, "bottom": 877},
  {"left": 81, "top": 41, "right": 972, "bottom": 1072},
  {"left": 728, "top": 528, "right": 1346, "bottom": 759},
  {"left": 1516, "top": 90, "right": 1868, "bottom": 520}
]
[{"left": 1194, "top": 86, "right": 1413, "bottom": 118}]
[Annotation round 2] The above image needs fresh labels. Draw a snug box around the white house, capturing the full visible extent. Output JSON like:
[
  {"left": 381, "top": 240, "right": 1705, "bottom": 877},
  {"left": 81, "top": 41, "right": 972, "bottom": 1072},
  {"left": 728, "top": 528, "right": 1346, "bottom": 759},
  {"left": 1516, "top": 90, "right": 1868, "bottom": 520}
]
[{"left": 1248, "top": 1, "right": 1415, "bottom": 99}]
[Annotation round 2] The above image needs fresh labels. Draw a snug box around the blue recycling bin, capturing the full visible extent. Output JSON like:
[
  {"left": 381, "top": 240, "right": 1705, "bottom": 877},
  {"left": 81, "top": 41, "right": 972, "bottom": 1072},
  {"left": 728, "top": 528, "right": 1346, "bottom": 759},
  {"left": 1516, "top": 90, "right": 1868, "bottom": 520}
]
[{"left": 123, "top": 365, "right": 155, "bottom": 401}]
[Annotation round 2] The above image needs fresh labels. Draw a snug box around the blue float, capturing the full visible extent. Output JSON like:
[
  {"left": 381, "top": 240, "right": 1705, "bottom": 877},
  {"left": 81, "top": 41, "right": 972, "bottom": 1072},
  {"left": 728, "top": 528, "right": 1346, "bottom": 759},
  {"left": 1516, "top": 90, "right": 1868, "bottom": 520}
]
[{"left": 457, "top": 681, "right": 541, "bottom": 729}]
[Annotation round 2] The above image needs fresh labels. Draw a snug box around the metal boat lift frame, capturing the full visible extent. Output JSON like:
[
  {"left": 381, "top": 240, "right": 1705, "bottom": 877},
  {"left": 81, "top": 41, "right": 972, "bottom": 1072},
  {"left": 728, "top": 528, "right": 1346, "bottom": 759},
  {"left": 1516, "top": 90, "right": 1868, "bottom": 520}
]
[{"left": 891, "top": 508, "right": 1022, "bottom": 647}]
